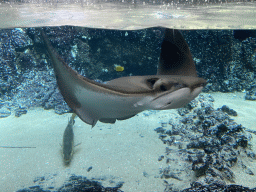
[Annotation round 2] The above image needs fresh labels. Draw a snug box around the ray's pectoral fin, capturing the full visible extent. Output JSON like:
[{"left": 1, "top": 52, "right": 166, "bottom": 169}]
[
  {"left": 41, "top": 29, "right": 100, "bottom": 127},
  {"left": 157, "top": 28, "right": 197, "bottom": 77}
]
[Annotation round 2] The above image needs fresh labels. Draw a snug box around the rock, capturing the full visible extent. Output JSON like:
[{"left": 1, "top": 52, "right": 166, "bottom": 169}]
[
  {"left": 218, "top": 105, "right": 238, "bottom": 116},
  {"left": 181, "top": 116, "right": 194, "bottom": 124},
  {"left": 87, "top": 166, "right": 93, "bottom": 172},
  {"left": 154, "top": 127, "right": 166, "bottom": 134},
  {"left": 15, "top": 107, "right": 27, "bottom": 117},
  {"left": 180, "top": 183, "right": 255, "bottom": 192},
  {"left": 0, "top": 107, "right": 11, "bottom": 118},
  {"left": 158, "top": 155, "right": 164, "bottom": 161},
  {"left": 245, "top": 83, "right": 256, "bottom": 100},
  {"left": 17, "top": 174, "right": 124, "bottom": 192},
  {"left": 222, "top": 167, "right": 235, "bottom": 182},
  {"left": 177, "top": 108, "right": 190, "bottom": 116},
  {"left": 187, "top": 149, "right": 206, "bottom": 163},
  {"left": 160, "top": 166, "right": 182, "bottom": 181},
  {"left": 192, "top": 155, "right": 211, "bottom": 177},
  {"left": 161, "top": 122, "right": 168, "bottom": 127},
  {"left": 239, "top": 160, "right": 254, "bottom": 175}
]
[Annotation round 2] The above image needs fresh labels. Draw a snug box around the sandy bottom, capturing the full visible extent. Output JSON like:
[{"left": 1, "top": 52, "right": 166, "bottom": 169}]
[{"left": 0, "top": 92, "right": 256, "bottom": 192}]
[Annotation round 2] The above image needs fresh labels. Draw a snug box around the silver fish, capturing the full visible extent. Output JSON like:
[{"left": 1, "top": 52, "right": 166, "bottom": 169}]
[{"left": 62, "top": 113, "right": 76, "bottom": 165}]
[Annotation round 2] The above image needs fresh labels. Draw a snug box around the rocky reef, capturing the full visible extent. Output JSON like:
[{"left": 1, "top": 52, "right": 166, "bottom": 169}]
[
  {"left": 17, "top": 175, "right": 123, "bottom": 192},
  {"left": 245, "top": 83, "right": 256, "bottom": 101},
  {"left": 180, "top": 183, "right": 256, "bottom": 192},
  {"left": 185, "top": 30, "right": 256, "bottom": 93},
  {"left": 154, "top": 95, "right": 256, "bottom": 191}
]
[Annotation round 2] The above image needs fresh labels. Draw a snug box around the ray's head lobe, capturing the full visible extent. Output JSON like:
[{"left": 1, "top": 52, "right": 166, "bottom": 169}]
[
  {"left": 146, "top": 77, "right": 187, "bottom": 93},
  {"left": 146, "top": 78, "right": 159, "bottom": 89}
]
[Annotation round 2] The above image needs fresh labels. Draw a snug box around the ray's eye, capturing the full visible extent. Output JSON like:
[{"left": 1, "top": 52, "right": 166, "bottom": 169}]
[{"left": 160, "top": 85, "right": 167, "bottom": 91}]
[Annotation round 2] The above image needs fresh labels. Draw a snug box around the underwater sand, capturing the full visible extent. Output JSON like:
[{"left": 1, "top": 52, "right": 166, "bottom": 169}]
[{"left": 0, "top": 92, "right": 256, "bottom": 192}]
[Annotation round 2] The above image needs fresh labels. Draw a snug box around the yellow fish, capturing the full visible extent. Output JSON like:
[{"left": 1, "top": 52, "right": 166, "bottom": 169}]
[{"left": 115, "top": 66, "right": 124, "bottom": 72}]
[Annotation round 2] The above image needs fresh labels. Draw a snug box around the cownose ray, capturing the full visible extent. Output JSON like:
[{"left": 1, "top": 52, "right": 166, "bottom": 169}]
[{"left": 41, "top": 28, "right": 207, "bottom": 127}]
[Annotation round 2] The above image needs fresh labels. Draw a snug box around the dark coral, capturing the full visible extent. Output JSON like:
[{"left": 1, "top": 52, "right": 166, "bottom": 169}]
[
  {"left": 17, "top": 175, "right": 124, "bottom": 192},
  {"left": 180, "top": 183, "right": 256, "bottom": 192},
  {"left": 156, "top": 95, "right": 255, "bottom": 187}
]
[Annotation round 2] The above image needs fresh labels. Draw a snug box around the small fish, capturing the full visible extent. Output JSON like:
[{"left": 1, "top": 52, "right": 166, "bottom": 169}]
[
  {"left": 115, "top": 65, "right": 124, "bottom": 72},
  {"left": 62, "top": 113, "right": 76, "bottom": 165}
]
